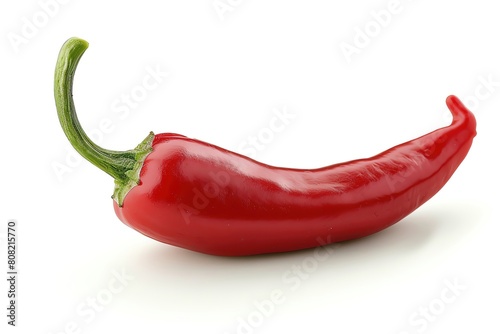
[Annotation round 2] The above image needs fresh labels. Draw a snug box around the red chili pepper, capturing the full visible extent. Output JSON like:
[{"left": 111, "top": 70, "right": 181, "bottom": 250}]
[{"left": 54, "top": 38, "right": 476, "bottom": 256}]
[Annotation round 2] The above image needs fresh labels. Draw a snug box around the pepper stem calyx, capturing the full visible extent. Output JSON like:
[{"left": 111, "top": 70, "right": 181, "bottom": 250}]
[{"left": 54, "top": 37, "right": 153, "bottom": 206}]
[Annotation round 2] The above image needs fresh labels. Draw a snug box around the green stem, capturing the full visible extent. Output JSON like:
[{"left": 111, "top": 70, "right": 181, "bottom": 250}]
[{"left": 54, "top": 37, "right": 154, "bottom": 206}]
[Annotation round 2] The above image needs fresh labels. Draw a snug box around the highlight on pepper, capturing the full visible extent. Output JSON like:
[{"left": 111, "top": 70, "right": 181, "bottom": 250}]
[{"left": 54, "top": 37, "right": 477, "bottom": 256}]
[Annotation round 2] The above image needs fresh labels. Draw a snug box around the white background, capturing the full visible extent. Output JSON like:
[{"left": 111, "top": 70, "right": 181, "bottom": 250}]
[{"left": 1, "top": 1, "right": 499, "bottom": 333}]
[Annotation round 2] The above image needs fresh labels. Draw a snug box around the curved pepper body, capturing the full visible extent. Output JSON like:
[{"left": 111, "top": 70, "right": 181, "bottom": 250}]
[
  {"left": 54, "top": 38, "right": 477, "bottom": 257},
  {"left": 114, "top": 96, "right": 476, "bottom": 256}
]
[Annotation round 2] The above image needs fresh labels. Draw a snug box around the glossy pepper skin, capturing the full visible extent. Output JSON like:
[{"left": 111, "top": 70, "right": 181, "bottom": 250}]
[{"left": 55, "top": 38, "right": 476, "bottom": 256}]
